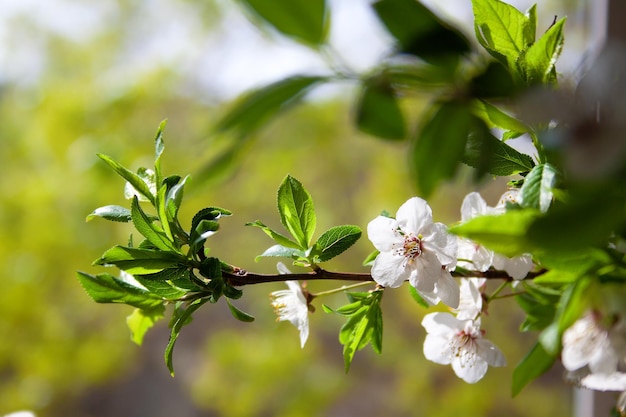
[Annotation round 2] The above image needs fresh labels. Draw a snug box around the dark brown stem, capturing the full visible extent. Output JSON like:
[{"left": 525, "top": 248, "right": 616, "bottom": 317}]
[{"left": 224, "top": 267, "right": 546, "bottom": 287}]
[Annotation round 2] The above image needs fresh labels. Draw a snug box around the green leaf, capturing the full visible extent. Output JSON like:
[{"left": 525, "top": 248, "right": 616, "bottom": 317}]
[
  {"left": 131, "top": 197, "right": 178, "bottom": 252},
  {"left": 449, "top": 209, "right": 539, "bottom": 257},
  {"left": 214, "top": 75, "right": 325, "bottom": 138},
  {"left": 412, "top": 101, "right": 472, "bottom": 197},
  {"left": 527, "top": 184, "right": 626, "bottom": 254},
  {"left": 93, "top": 245, "right": 186, "bottom": 275},
  {"left": 255, "top": 244, "right": 305, "bottom": 262},
  {"left": 470, "top": 99, "right": 530, "bottom": 134},
  {"left": 135, "top": 267, "right": 189, "bottom": 282},
  {"left": 126, "top": 305, "right": 165, "bottom": 345},
  {"left": 373, "top": 0, "right": 470, "bottom": 62},
  {"left": 408, "top": 285, "right": 430, "bottom": 308},
  {"left": 468, "top": 61, "right": 519, "bottom": 98},
  {"left": 166, "top": 298, "right": 209, "bottom": 376},
  {"left": 519, "top": 18, "right": 565, "bottom": 85},
  {"left": 314, "top": 225, "right": 362, "bottom": 262},
  {"left": 225, "top": 298, "right": 255, "bottom": 322},
  {"left": 362, "top": 250, "right": 379, "bottom": 267},
  {"left": 154, "top": 120, "right": 167, "bottom": 185},
  {"left": 238, "top": 0, "right": 328, "bottom": 47},
  {"left": 86, "top": 205, "right": 132, "bottom": 223},
  {"left": 97, "top": 154, "right": 156, "bottom": 205},
  {"left": 77, "top": 271, "right": 164, "bottom": 309},
  {"left": 512, "top": 342, "right": 556, "bottom": 396},
  {"left": 462, "top": 119, "right": 535, "bottom": 177},
  {"left": 519, "top": 163, "right": 558, "bottom": 213},
  {"left": 355, "top": 78, "right": 406, "bottom": 140},
  {"left": 472, "top": 0, "right": 534, "bottom": 69},
  {"left": 246, "top": 220, "right": 302, "bottom": 250},
  {"left": 133, "top": 276, "right": 190, "bottom": 300},
  {"left": 277, "top": 175, "right": 316, "bottom": 249}
]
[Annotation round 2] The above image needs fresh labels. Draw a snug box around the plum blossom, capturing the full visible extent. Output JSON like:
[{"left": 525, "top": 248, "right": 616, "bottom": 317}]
[
  {"left": 562, "top": 312, "right": 626, "bottom": 391},
  {"left": 457, "top": 193, "right": 493, "bottom": 272},
  {"left": 458, "top": 190, "right": 533, "bottom": 280},
  {"left": 270, "top": 263, "right": 309, "bottom": 348},
  {"left": 455, "top": 278, "right": 486, "bottom": 320},
  {"left": 367, "top": 197, "right": 459, "bottom": 308},
  {"left": 422, "top": 312, "right": 506, "bottom": 383}
]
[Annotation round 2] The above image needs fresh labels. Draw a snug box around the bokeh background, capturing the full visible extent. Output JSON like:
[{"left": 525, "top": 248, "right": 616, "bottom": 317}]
[{"left": 0, "top": 0, "right": 599, "bottom": 415}]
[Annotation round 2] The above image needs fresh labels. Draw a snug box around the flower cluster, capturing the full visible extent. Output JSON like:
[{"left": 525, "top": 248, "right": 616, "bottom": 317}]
[
  {"left": 367, "top": 197, "right": 459, "bottom": 307},
  {"left": 457, "top": 191, "right": 533, "bottom": 280},
  {"left": 422, "top": 278, "right": 505, "bottom": 383},
  {"left": 562, "top": 311, "right": 626, "bottom": 392}
]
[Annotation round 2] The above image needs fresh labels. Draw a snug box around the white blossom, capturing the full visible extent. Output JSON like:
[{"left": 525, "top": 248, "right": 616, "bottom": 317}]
[
  {"left": 422, "top": 312, "right": 505, "bottom": 383},
  {"left": 562, "top": 312, "right": 626, "bottom": 391},
  {"left": 457, "top": 192, "right": 493, "bottom": 272},
  {"left": 270, "top": 263, "right": 309, "bottom": 348},
  {"left": 455, "top": 278, "right": 486, "bottom": 321},
  {"left": 367, "top": 197, "right": 459, "bottom": 308}
]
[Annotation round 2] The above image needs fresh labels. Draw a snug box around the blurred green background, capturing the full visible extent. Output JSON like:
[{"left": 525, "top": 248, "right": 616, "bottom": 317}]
[{"left": 0, "top": 0, "right": 592, "bottom": 415}]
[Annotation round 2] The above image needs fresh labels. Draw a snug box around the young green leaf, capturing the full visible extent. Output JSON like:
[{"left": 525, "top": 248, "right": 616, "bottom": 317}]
[
  {"left": 246, "top": 220, "right": 302, "bottom": 250},
  {"left": 462, "top": 120, "right": 535, "bottom": 177},
  {"left": 134, "top": 275, "right": 190, "bottom": 300},
  {"left": 86, "top": 205, "right": 132, "bottom": 223},
  {"left": 449, "top": 209, "right": 539, "bottom": 257},
  {"left": 255, "top": 244, "right": 306, "bottom": 262},
  {"left": 214, "top": 75, "right": 325, "bottom": 138},
  {"left": 97, "top": 154, "right": 156, "bottom": 205},
  {"left": 519, "top": 163, "right": 558, "bottom": 213},
  {"left": 412, "top": 101, "right": 472, "bottom": 197},
  {"left": 131, "top": 197, "right": 178, "bottom": 252},
  {"left": 355, "top": 78, "right": 406, "bottom": 140},
  {"left": 373, "top": 0, "right": 470, "bottom": 62},
  {"left": 277, "top": 175, "right": 316, "bottom": 249},
  {"left": 470, "top": 99, "right": 530, "bottom": 134},
  {"left": 93, "top": 245, "right": 186, "bottom": 275},
  {"left": 226, "top": 298, "right": 255, "bottom": 322},
  {"left": 77, "top": 271, "right": 164, "bottom": 309},
  {"left": 472, "top": 0, "right": 534, "bottom": 69},
  {"left": 126, "top": 305, "right": 165, "bottom": 345},
  {"left": 166, "top": 298, "right": 209, "bottom": 376},
  {"left": 518, "top": 18, "right": 565, "bottom": 85},
  {"left": 512, "top": 342, "right": 556, "bottom": 396},
  {"left": 154, "top": 120, "right": 167, "bottom": 185},
  {"left": 314, "top": 225, "right": 362, "bottom": 262},
  {"left": 237, "top": 0, "right": 328, "bottom": 47}
]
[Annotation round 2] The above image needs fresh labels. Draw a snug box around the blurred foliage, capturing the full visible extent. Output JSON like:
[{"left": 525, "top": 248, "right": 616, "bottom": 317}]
[{"left": 0, "top": 0, "right": 594, "bottom": 416}]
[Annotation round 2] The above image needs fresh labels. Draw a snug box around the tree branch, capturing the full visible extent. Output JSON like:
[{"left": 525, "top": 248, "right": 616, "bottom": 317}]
[{"left": 224, "top": 267, "right": 546, "bottom": 287}]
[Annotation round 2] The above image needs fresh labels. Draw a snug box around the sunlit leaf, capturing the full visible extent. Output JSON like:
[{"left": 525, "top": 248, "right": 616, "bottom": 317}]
[
  {"left": 246, "top": 220, "right": 302, "bottom": 249},
  {"left": 314, "top": 225, "right": 362, "bottom": 262},
  {"left": 277, "top": 175, "right": 316, "bottom": 249},
  {"left": 238, "top": 0, "right": 328, "bottom": 47},
  {"left": 127, "top": 305, "right": 165, "bottom": 345},
  {"left": 97, "top": 154, "right": 156, "bottom": 205},
  {"left": 86, "top": 205, "right": 132, "bottom": 223},
  {"left": 93, "top": 245, "right": 186, "bottom": 275},
  {"left": 518, "top": 18, "right": 565, "bottom": 85},
  {"left": 225, "top": 298, "right": 255, "bottom": 322},
  {"left": 77, "top": 271, "right": 164, "bottom": 309},
  {"left": 519, "top": 163, "right": 558, "bottom": 213}
]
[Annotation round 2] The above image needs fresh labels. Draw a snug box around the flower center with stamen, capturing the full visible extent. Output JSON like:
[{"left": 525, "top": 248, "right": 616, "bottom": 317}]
[
  {"left": 397, "top": 233, "right": 423, "bottom": 260},
  {"left": 448, "top": 322, "right": 481, "bottom": 368}
]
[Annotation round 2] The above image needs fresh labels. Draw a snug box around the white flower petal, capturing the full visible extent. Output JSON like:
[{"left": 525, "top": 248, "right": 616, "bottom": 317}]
[
  {"left": 423, "top": 334, "right": 451, "bottom": 365},
  {"left": 421, "top": 312, "right": 463, "bottom": 334},
  {"left": 580, "top": 372, "right": 626, "bottom": 391},
  {"left": 371, "top": 251, "right": 410, "bottom": 288},
  {"left": 492, "top": 253, "right": 533, "bottom": 280},
  {"left": 476, "top": 338, "right": 507, "bottom": 367},
  {"left": 457, "top": 237, "right": 493, "bottom": 272},
  {"left": 410, "top": 251, "right": 440, "bottom": 293},
  {"left": 367, "top": 216, "right": 401, "bottom": 252},
  {"left": 433, "top": 269, "right": 460, "bottom": 309},
  {"left": 451, "top": 355, "right": 489, "bottom": 383},
  {"left": 396, "top": 197, "right": 433, "bottom": 233},
  {"left": 461, "top": 192, "right": 489, "bottom": 222}
]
